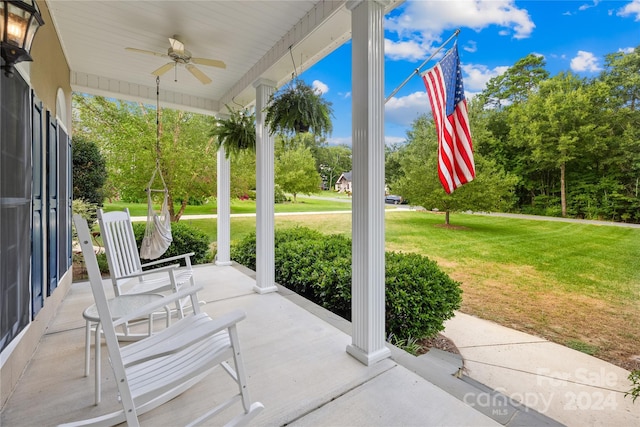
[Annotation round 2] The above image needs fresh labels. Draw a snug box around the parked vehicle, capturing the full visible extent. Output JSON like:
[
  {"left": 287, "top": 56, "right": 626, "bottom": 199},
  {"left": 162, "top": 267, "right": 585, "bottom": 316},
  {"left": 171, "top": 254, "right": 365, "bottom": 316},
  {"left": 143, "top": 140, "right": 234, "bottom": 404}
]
[{"left": 385, "top": 195, "right": 404, "bottom": 204}]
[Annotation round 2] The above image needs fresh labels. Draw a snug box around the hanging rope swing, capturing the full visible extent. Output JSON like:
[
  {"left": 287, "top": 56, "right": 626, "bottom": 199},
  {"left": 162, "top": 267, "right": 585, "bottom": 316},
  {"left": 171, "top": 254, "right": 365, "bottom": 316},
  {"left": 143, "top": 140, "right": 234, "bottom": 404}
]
[{"left": 140, "top": 76, "right": 172, "bottom": 260}]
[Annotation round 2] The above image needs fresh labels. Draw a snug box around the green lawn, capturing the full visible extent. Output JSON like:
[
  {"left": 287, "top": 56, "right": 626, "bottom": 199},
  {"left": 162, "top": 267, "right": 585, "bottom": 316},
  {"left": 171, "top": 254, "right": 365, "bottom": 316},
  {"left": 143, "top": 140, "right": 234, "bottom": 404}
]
[
  {"left": 182, "top": 209, "right": 639, "bottom": 370},
  {"left": 100, "top": 201, "right": 640, "bottom": 369},
  {"left": 103, "top": 196, "right": 352, "bottom": 217}
]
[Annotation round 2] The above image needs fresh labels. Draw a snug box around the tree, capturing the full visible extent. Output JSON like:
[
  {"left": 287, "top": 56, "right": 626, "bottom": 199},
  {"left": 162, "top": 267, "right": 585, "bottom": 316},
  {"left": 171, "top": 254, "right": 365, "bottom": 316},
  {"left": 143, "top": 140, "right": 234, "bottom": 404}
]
[
  {"left": 394, "top": 115, "right": 517, "bottom": 225},
  {"left": 265, "top": 79, "right": 333, "bottom": 136},
  {"left": 72, "top": 135, "right": 108, "bottom": 206},
  {"left": 385, "top": 143, "right": 405, "bottom": 188},
  {"left": 73, "top": 94, "right": 217, "bottom": 221},
  {"left": 509, "top": 73, "right": 610, "bottom": 217},
  {"left": 275, "top": 144, "right": 322, "bottom": 202},
  {"left": 315, "top": 144, "right": 352, "bottom": 190},
  {"left": 602, "top": 45, "right": 640, "bottom": 112},
  {"left": 480, "top": 53, "right": 549, "bottom": 108}
]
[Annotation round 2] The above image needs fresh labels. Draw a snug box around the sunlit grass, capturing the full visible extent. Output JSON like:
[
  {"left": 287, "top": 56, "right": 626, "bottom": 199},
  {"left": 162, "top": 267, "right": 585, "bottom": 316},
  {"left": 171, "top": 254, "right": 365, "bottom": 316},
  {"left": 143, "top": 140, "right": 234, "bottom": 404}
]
[
  {"left": 104, "top": 196, "right": 352, "bottom": 217},
  {"left": 104, "top": 204, "right": 640, "bottom": 368}
]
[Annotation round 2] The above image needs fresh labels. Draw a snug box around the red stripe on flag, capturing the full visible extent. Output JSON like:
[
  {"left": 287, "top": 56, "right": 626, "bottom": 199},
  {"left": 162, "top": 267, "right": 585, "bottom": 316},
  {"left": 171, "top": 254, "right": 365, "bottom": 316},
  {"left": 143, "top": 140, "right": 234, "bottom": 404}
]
[{"left": 421, "top": 45, "right": 475, "bottom": 194}]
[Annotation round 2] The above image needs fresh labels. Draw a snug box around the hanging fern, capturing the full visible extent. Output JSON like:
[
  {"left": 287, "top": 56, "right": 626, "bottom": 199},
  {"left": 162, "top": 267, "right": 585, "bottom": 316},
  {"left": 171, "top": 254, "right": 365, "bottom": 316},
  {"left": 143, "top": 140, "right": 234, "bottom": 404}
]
[
  {"left": 264, "top": 79, "right": 333, "bottom": 136},
  {"left": 210, "top": 106, "right": 256, "bottom": 158}
]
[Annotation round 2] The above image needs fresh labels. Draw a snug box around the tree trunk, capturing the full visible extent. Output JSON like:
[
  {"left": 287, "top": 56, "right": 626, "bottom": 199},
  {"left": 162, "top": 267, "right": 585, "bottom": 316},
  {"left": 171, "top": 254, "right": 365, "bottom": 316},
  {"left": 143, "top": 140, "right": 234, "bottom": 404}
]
[
  {"left": 445, "top": 210, "right": 450, "bottom": 225},
  {"left": 168, "top": 193, "right": 176, "bottom": 222},
  {"left": 174, "top": 198, "right": 188, "bottom": 222},
  {"left": 560, "top": 162, "right": 567, "bottom": 217},
  {"left": 293, "top": 193, "right": 297, "bottom": 203}
]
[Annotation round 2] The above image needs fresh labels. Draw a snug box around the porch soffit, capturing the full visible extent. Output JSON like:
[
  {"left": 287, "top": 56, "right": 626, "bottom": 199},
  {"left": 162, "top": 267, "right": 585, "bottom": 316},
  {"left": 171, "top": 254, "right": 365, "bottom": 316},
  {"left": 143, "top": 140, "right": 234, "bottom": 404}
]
[
  {"left": 46, "top": 0, "right": 403, "bottom": 115},
  {"left": 45, "top": 0, "right": 342, "bottom": 114}
]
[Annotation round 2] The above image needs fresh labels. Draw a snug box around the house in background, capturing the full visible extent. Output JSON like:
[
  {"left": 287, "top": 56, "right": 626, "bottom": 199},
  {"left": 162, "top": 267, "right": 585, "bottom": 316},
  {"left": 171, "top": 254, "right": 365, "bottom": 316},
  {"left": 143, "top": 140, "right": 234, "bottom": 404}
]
[
  {"left": 2, "top": 0, "right": 402, "bottom": 407},
  {"left": 335, "top": 171, "right": 352, "bottom": 193}
]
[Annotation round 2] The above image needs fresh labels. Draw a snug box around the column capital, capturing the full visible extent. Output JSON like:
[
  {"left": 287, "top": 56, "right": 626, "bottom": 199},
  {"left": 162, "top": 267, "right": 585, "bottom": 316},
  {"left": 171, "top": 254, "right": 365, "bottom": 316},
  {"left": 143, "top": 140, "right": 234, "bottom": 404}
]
[
  {"left": 346, "top": 0, "right": 390, "bottom": 11},
  {"left": 252, "top": 78, "right": 277, "bottom": 89}
]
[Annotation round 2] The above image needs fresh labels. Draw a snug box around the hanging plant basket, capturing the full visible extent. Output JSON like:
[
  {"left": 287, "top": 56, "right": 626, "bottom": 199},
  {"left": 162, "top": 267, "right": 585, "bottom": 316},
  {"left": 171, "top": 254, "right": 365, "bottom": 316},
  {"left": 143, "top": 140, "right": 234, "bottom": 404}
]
[
  {"left": 211, "top": 106, "right": 256, "bottom": 158},
  {"left": 264, "top": 79, "right": 333, "bottom": 136}
]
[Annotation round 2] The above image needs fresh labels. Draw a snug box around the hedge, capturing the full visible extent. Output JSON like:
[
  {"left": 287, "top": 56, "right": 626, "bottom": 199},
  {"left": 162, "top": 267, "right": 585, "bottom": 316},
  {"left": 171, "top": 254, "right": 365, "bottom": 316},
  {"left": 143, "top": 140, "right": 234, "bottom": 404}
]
[
  {"left": 132, "top": 222, "right": 211, "bottom": 265},
  {"left": 230, "top": 227, "right": 462, "bottom": 341}
]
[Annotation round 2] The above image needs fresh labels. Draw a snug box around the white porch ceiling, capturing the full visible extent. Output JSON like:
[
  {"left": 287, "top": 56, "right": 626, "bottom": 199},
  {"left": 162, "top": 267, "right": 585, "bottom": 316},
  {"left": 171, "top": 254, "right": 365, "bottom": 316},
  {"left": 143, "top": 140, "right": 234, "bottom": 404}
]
[{"left": 46, "top": 0, "right": 403, "bottom": 115}]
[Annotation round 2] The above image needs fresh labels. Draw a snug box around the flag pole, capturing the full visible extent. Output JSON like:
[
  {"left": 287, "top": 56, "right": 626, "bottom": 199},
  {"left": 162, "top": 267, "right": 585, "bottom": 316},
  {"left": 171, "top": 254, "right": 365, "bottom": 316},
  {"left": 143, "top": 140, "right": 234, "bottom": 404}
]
[{"left": 385, "top": 29, "right": 460, "bottom": 104}]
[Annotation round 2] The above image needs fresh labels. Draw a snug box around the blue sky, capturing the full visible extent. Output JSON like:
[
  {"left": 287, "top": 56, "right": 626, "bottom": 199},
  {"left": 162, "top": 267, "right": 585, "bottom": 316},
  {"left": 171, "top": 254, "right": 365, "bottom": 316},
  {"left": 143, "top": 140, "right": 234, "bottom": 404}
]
[{"left": 298, "top": 0, "right": 640, "bottom": 146}]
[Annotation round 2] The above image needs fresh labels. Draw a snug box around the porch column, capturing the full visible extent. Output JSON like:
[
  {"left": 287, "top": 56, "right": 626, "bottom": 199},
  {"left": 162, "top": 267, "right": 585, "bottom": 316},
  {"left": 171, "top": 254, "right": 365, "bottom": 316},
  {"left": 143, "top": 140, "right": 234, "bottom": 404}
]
[
  {"left": 346, "top": 0, "right": 391, "bottom": 365},
  {"left": 215, "top": 144, "right": 232, "bottom": 266},
  {"left": 253, "top": 78, "right": 278, "bottom": 294}
]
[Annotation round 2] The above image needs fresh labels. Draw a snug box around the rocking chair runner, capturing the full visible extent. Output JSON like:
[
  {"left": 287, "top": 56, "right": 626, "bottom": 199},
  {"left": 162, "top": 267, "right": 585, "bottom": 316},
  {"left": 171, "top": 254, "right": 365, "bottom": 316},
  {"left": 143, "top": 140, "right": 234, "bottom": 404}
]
[{"left": 67, "top": 214, "right": 264, "bottom": 427}]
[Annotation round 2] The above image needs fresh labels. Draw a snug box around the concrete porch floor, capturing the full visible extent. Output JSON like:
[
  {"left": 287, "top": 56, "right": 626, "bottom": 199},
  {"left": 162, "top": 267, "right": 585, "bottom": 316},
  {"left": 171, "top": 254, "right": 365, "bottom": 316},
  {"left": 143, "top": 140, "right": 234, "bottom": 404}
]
[{"left": 1, "top": 263, "right": 499, "bottom": 427}]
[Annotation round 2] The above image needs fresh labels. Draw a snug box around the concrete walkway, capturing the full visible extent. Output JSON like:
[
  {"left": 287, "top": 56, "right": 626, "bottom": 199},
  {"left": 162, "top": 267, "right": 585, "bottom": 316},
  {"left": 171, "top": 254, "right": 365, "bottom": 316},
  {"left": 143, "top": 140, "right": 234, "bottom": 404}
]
[{"left": 442, "top": 312, "right": 639, "bottom": 426}]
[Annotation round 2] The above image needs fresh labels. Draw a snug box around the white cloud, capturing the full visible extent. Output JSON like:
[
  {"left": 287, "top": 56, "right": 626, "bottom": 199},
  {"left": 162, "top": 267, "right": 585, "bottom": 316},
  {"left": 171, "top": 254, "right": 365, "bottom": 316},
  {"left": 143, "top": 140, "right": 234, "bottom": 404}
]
[
  {"left": 385, "top": 0, "right": 535, "bottom": 62},
  {"left": 385, "top": 91, "right": 430, "bottom": 127},
  {"left": 617, "top": 0, "right": 640, "bottom": 20},
  {"left": 385, "top": 39, "right": 428, "bottom": 62},
  {"left": 312, "top": 80, "right": 329, "bottom": 95},
  {"left": 619, "top": 47, "right": 635, "bottom": 54},
  {"left": 579, "top": 1, "right": 600, "bottom": 12},
  {"left": 570, "top": 51, "right": 602, "bottom": 72},
  {"left": 385, "top": 136, "right": 407, "bottom": 145},
  {"left": 338, "top": 91, "right": 351, "bottom": 99},
  {"left": 461, "top": 63, "right": 509, "bottom": 92},
  {"left": 326, "top": 136, "right": 352, "bottom": 146},
  {"left": 463, "top": 40, "right": 477, "bottom": 53}
]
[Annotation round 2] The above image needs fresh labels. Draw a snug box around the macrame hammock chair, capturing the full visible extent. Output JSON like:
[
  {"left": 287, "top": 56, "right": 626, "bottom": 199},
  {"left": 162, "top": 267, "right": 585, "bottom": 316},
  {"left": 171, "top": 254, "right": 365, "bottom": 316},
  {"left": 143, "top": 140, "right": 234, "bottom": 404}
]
[{"left": 140, "top": 76, "right": 172, "bottom": 260}]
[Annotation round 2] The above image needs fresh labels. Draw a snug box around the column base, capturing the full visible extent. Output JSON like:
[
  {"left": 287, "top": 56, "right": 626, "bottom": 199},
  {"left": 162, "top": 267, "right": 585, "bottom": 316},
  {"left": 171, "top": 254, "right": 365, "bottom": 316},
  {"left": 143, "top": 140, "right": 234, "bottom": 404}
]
[
  {"left": 253, "top": 284, "right": 278, "bottom": 294},
  {"left": 346, "top": 344, "right": 391, "bottom": 366},
  {"left": 215, "top": 260, "right": 233, "bottom": 266}
]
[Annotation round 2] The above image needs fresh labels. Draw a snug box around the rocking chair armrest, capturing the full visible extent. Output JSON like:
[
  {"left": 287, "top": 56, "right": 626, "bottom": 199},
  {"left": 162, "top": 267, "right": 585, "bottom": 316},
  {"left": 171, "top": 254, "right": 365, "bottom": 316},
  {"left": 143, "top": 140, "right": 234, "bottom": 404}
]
[
  {"left": 118, "top": 263, "right": 181, "bottom": 280},
  {"left": 113, "top": 285, "right": 204, "bottom": 327},
  {"left": 141, "top": 253, "right": 195, "bottom": 268}
]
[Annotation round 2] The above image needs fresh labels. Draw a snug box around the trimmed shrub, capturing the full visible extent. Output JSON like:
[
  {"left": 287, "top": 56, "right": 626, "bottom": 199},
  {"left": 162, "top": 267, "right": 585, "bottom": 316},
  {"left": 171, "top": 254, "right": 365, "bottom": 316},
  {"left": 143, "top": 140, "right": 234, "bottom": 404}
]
[
  {"left": 385, "top": 251, "right": 462, "bottom": 339},
  {"left": 132, "top": 221, "right": 211, "bottom": 265},
  {"left": 231, "top": 227, "right": 462, "bottom": 341}
]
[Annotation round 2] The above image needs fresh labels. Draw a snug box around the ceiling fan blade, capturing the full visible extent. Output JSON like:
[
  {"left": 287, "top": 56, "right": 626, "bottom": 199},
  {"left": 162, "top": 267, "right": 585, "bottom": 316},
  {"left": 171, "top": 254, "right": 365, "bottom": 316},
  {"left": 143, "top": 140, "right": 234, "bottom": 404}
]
[
  {"left": 169, "top": 37, "right": 185, "bottom": 53},
  {"left": 186, "top": 64, "right": 212, "bottom": 85},
  {"left": 152, "top": 62, "right": 175, "bottom": 77},
  {"left": 191, "top": 57, "right": 226, "bottom": 69},
  {"left": 125, "top": 47, "right": 167, "bottom": 58}
]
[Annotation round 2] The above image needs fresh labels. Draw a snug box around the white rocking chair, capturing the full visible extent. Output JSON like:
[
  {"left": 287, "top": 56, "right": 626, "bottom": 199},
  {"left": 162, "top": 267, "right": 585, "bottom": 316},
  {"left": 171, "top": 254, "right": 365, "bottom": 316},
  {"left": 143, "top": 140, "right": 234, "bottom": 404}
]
[
  {"left": 67, "top": 214, "right": 264, "bottom": 427},
  {"left": 98, "top": 208, "right": 195, "bottom": 317}
]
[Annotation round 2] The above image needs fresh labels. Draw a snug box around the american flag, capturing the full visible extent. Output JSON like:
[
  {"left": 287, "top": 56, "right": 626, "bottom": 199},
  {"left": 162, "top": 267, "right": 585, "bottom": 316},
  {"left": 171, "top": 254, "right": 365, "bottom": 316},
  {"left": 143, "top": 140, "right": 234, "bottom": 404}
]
[{"left": 421, "top": 43, "right": 475, "bottom": 194}]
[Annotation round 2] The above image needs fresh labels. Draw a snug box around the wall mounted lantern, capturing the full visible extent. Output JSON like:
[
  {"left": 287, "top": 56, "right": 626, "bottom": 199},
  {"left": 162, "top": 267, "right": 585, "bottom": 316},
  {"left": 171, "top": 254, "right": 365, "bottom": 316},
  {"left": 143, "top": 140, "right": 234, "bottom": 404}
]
[{"left": 1, "top": 0, "right": 44, "bottom": 77}]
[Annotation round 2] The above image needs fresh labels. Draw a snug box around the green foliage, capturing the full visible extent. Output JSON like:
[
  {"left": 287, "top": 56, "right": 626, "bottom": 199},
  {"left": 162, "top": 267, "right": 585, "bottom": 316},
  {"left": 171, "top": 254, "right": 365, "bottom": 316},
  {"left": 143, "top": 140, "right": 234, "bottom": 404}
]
[
  {"left": 231, "top": 227, "right": 462, "bottom": 341},
  {"left": 385, "top": 251, "right": 462, "bottom": 339},
  {"left": 265, "top": 79, "right": 333, "bottom": 136},
  {"left": 274, "top": 184, "right": 288, "bottom": 204},
  {"left": 131, "top": 222, "right": 211, "bottom": 265},
  {"left": 315, "top": 144, "right": 352, "bottom": 190},
  {"left": 392, "top": 115, "right": 517, "bottom": 223},
  {"left": 210, "top": 106, "right": 256, "bottom": 158},
  {"left": 73, "top": 94, "right": 217, "bottom": 221},
  {"left": 388, "top": 334, "right": 424, "bottom": 356},
  {"left": 72, "top": 199, "right": 98, "bottom": 226},
  {"left": 470, "top": 47, "right": 640, "bottom": 223},
  {"left": 72, "top": 135, "right": 107, "bottom": 206},
  {"left": 275, "top": 145, "right": 322, "bottom": 201},
  {"left": 566, "top": 339, "right": 599, "bottom": 356},
  {"left": 627, "top": 370, "right": 640, "bottom": 403}
]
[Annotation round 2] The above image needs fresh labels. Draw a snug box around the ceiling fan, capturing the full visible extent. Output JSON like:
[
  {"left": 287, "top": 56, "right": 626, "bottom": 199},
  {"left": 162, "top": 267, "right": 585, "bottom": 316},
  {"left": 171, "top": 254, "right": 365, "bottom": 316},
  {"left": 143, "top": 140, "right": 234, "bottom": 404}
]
[{"left": 126, "top": 36, "right": 226, "bottom": 85}]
